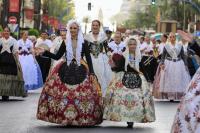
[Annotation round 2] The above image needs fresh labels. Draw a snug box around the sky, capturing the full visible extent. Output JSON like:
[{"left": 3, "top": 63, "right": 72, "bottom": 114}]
[{"left": 74, "top": 0, "right": 123, "bottom": 27}]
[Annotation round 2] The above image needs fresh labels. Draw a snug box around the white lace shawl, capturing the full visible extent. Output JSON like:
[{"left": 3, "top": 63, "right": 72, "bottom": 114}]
[
  {"left": 108, "top": 41, "right": 126, "bottom": 54},
  {"left": 66, "top": 20, "right": 84, "bottom": 66}
]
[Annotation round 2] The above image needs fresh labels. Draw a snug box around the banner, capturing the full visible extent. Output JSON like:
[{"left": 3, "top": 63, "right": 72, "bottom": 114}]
[{"left": 9, "top": 0, "right": 20, "bottom": 13}]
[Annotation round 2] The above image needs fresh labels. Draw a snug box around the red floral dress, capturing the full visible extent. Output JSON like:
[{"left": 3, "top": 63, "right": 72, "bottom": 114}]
[{"left": 36, "top": 41, "right": 103, "bottom": 126}]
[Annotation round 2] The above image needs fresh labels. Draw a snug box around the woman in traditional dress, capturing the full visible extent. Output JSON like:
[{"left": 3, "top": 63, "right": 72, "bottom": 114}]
[
  {"left": 36, "top": 20, "right": 103, "bottom": 126},
  {"left": 154, "top": 32, "right": 191, "bottom": 100},
  {"left": 0, "top": 27, "right": 26, "bottom": 101},
  {"left": 17, "top": 31, "right": 43, "bottom": 91},
  {"left": 104, "top": 52, "right": 155, "bottom": 128},
  {"left": 171, "top": 68, "right": 200, "bottom": 133},
  {"left": 124, "top": 38, "right": 141, "bottom": 71},
  {"left": 181, "top": 38, "right": 199, "bottom": 77},
  {"left": 35, "top": 31, "right": 52, "bottom": 82},
  {"left": 170, "top": 31, "right": 200, "bottom": 133},
  {"left": 153, "top": 34, "right": 168, "bottom": 97},
  {"left": 84, "top": 20, "right": 112, "bottom": 97},
  {"left": 139, "top": 36, "right": 158, "bottom": 83}
]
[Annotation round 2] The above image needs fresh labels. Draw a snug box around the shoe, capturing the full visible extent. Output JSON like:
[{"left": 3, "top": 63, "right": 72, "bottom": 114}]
[
  {"left": 127, "top": 122, "right": 134, "bottom": 128},
  {"left": 170, "top": 100, "right": 174, "bottom": 102},
  {"left": 2, "top": 96, "right": 9, "bottom": 101}
]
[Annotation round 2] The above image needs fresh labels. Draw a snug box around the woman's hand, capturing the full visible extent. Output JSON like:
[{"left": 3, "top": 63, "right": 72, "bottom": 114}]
[
  {"left": 89, "top": 73, "right": 96, "bottom": 81},
  {"left": 177, "top": 30, "right": 193, "bottom": 42},
  {"left": 160, "top": 64, "right": 165, "bottom": 70},
  {"left": 34, "top": 47, "right": 45, "bottom": 56}
]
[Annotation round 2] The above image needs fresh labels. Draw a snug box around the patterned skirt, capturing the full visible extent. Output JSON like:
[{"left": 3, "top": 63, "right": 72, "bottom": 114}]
[
  {"left": 37, "top": 60, "right": 103, "bottom": 126},
  {"left": 19, "top": 54, "right": 43, "bottom": 90},
  {"left": 103, "top": 72, "right": 156, "bottom": 123},
  {"left": 153, "top": 64, "right": 163, "bottom": 99},
  {"left": 171, "top": 68, "right": 200, "bottom": 133},
  {"left": 0, "top": 53, "right": 25, "bottom": 97},
  {"left": 159, "top": 60, "right": 191, "bottom": 100}
]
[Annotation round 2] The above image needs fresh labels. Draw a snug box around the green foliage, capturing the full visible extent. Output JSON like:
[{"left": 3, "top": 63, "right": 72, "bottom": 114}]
[
  {"left": 28, "top": 29, "right": 39, "bottom": 37},
  {"left": 124, "top": 5, "right": 157, "bottom": 29},
  {"left": 0, "top": 26, "right": 3, "bottom": 32},
  {"left": 122, "top": 0, "right": 200, "bottom": 29},
  {"left": 47, "top": 0, "right": 75, "bottom": 24}
]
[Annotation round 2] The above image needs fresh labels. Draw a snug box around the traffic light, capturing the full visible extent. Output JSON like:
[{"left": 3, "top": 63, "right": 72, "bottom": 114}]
[
  {"left": 88, "top": 2, "right": 91, "bottom": 11},
  {"left": 151, "top": 0, "right": 155, "bottom": 5}
]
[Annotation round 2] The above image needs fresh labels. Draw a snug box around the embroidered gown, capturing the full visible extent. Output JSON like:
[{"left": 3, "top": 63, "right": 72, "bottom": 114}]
[
  {"left": 37, "top": 41, "right": 103, "bottom": 126},
  {"left": 85, "top": 32, "right": 112, "bottom": 97},
  {"left": 171, "top": 68, "right": 200, "bottom": 133},
  {"left": 153, "top": 43, "right": 191, "bottom": 100},
  {"left": 103, "top": 61, "right": 155, "bottom": 123},
  {"left": 17, "top": 39, "right": 43, "bottom": 90},
  {"left": 0, "top": 37, "right": 26, "bottom": 97}
]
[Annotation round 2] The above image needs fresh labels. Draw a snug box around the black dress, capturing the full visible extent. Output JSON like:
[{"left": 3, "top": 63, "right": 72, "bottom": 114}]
[
  {"left": 36, "top": 52, "right": 52, "bottom": 82},
  {"left": 0, "top": 38, "right": 25, "bottom": 97},
  {"left": 0, "top": 45, "right": 17, "bottom": 75},
  {"left": 85, "top": 40, "right": 108, "bottom": 58}
]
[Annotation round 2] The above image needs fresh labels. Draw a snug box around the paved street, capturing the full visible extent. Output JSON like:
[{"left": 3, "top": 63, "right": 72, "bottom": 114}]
[{"left": 0, "top": 89, "right": 179, "bottom": 133}]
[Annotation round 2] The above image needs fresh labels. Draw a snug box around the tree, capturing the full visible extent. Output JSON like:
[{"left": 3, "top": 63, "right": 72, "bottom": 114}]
[
  {"left": 123, "top": 5, "right": 158, "bottom": 29},
  {"left": 122, "top": 0, "right": 200, "bottom": 30},
  {"left": 46, "top": 0, "right": 75, "bottom": 24},
  {"left": 28, "top": 29, "right": 39, "bottom": 37}
]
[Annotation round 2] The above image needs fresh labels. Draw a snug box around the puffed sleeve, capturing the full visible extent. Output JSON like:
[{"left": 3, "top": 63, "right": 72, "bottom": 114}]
[
  {"left": 180, "top": 47, "right": 187, "bottom": 66},
  {"left": 82, "top": 40, "right": 94, "bottom": 74},
  {"left": 12, "top": 38, "right": 19, "bottom": 54},
  {"left": 160, "top": 47, "right": 167, "bottom": 65}
]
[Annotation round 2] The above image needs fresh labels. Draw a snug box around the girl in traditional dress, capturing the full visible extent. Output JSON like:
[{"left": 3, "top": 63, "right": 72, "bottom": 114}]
[
  {"left": 0, "top": 27, "right": 26, "bottom": 101},
  {"left": 154, "top": 32, "right": 191, "bottom": 100},
  {"left": 36, "top": 20, "right": 103, "bottom": 126},
  {"left": 17, "top": 31, "right": 43, "bottom": 91},
  {"left": 103, "top": 52, "right": 155, "bottom": 128},
  {"left": 107, "top": 31, "right": 126, "bottom": 55},
  {"left": 85, "top": 20, "right": 112, "bottom": 97}
]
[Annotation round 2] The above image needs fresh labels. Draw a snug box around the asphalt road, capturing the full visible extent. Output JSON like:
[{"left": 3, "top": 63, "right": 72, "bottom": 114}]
[{"left": 0, "top": 89, "right": 179, "bottom": 133}]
